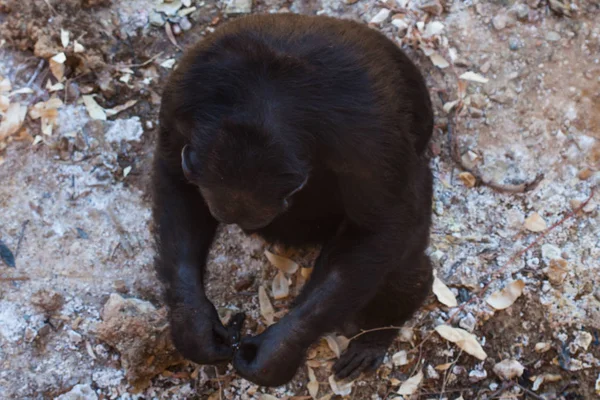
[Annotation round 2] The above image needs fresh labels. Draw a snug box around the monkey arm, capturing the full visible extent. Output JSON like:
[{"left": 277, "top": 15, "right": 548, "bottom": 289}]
[{"left": 153, "top": 155, "right": 237, "bottom": 363}]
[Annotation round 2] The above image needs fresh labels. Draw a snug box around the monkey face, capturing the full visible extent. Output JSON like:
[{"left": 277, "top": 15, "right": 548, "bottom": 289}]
[{"left": 182, "top": 144, "right": 307, "bottom": 230}]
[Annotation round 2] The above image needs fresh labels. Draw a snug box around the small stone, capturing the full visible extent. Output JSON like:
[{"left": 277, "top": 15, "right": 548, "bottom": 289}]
[
  {"left": 24, "top": 327, "right": 37, "bottom": 343},
  {"left": 545, "top": 31, "right": 561, "bottom": 41},
  {"left": 480, "top": 61, "right": 491, "bottom": 73},
  {"left": 541, "top": 244, "right": 562, "bottom": 262},
  {"left": 172, "top": 24, "right": 182, "bottom": 35},
  {"left": 535, "top": 342, "right": 551, "bottom": 353},
  {"left": 469, "top": 107, "right": 484, "bottom": 118},
  {"left": 427, "top": 364, "right": 440, "bottom": 379},
  {"left": 68, "top": 330, "right": 83, "bottom": 344},
  {"left": 524, "top": 212, "right": 546, "bottom": 232},
  {"left": 419, "top": 0, "right": 443, "bottom": 15},
  {"left": 55, "top": 384, "right": 98, "bottom": 400},
  {"left": 509, "top": 37, "right": 520, "bottom": 51},
  {"left": 571, "top": 331, "right": 593, "bottom": 351},
  {"left": 493, "top": 359, "right": 524, "bottom": 380},
  {"left": 391, "top": 15, "right": 409, "bottom": 35},
  {"left": 114, "top": 279, "right": 128, "bottom": 294},
  {"left": 469, "top": 369, "right": 487, "bottom": 382},
  {"left": 224, "top": 0, "right": 252, "bottom": 14},
  {"left": 31, "top": 289, "right": 64, "bottom": 313},
  {"left": 459, "top": 313, "right": 477, "bottom": 332},
  {"left": 470, "top": 94, "right": 487, "bottom": 109},
  {"left": 149, "top": 10, "right": 166, "bottom": 27},
  {"left": 513, "top": 4, "right": 530, "bottom": 20},
  {"left": 492, "top": 14, "right": 508, "bottom": 30},
  {"left": 392, "top": 350, "right": 409, "bottom": 366},
  {"left": 179, "top": 16, "right": 192, "bottom": 31},
  {"left": 546, "top": 258, "right": 568, "bottom": 285},
  {"left": 370, "top": 8, "right": 391, "bottom": 24},
  {"left": 155, "top": 0, "right": 183, "bottom": 16}
]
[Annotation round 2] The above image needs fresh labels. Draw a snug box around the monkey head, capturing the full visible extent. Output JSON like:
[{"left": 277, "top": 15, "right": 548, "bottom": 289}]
[{"left": 181, "top": 120, "right": 309, "bottom": 230}]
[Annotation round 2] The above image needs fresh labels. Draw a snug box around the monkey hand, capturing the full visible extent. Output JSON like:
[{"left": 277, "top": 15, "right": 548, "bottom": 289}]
[
  {"left": 169, "top": 297, "right": 240, "bottom": 365},
  {"left": 233, "top": 320, "right": 308, "bottom": 386}
]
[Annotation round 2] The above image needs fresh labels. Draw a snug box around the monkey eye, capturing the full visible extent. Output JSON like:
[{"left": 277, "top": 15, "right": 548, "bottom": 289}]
[{"left": 181, "top": 145, "right": 197, "bottom": 181}]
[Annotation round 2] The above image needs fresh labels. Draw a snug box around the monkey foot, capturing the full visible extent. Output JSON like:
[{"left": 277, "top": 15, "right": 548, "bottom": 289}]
[{"left": 332, "top": 339, "right": 387, "bottom": 381}]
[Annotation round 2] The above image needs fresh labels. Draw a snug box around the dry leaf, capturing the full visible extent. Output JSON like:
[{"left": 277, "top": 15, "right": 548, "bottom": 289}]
[
  {"left": 307, "top": 366, "right": 319, "bottom": 399},
  {"left": 0, "top": 102, "right": 27, "bottom": 140},
  {"left": 105, "top": 99, "right": 138, "bottom": 117},
  {"left": 265, "top": 250, "right": 299, "bottom": 274},
  {"left": 46, "top": 81, "right": 65, "bottom": 92},
  {"left": 328, "top": 375, "right": 353, "bottom": 396},
  {"left": 429, "top": 52, "right": 450, "bottom": 69},
  {"left": 435, "top": 325, "right": 487, "bottom": 360},
  {"left": 60, "top": 29, "right": 70, "bottom": 48},
  {"left": 458, "top": 172, "right": 476, "bottom": 188},
  {"left": 29, "top": 98, "right": 62, "bottom": 136},
  {"left": 524, "top": 212, "right": 546, "bottom": 232},
  {"left": 435, "top": 362, "right": 453, "bottom": 371},
  {"left": 397, "top": 370, "right": 423, "bottom": 395},
  {"left": 74, "top": 41, "right": 85, "bottom": 53},
  {"left": 432, "top": 272, "right": 457, "bottom": 307},
  {"left": 459, "top": 71, "right": 489, "bottom": 84},
  {"left": 0, "top": 95, "right": 9, "bottom": 112},
  {"left": 0, "top": 77, "right": 11, "bottom": 92},
  {"left": 493, "top": 359, "right": 524, "bottom": 380},
  {"left": 301, "top": 267, "right": 313, "bottom": 279},
  {"left": 392, "top": 350, "right": 409, "bottom": 366},
  {"left": 82, "top": 95, "right": 107, "bottom": 121},
  {"left": 443, "top": 100, "right": 459, "bottom": 113},
  {"left": 272, "top": 270, "right": 290, "bottom": 300},
  {"left": 486, "top": 280, "right": 525, "bottom": 310},
  {"left": 258, "top": 286, "right": 275, "bottom": 325},
  {"left": 9, "top": 87, "right": 34, "bottom": 96},
  {"left": 49, "top": 52, "right": 67, "bottom": 81},
  {"left": 424, "top": 21, "right": 444, "bottom": 37},
  {"left": 325, "top": 335, "right": 341, "bottom": 358}
]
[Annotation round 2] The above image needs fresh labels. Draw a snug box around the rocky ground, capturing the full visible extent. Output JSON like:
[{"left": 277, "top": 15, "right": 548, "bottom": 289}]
[{"left": 0, "top": 0, "right": 599, "bottom": 399}]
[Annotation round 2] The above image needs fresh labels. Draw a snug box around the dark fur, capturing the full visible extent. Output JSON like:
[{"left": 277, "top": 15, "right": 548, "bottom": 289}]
[{"left": 152, "top": 14, "right": 434, "bottom": 387}]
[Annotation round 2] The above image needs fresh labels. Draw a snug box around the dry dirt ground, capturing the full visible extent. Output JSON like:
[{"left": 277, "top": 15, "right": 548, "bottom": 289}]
[{"left": 1, "top": 0, "right": 599, "bottom": 399}]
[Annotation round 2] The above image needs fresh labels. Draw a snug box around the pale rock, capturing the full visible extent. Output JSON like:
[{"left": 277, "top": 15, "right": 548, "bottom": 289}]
[
  {"left": 224, "top": 0, "right": 253, "bottom": 14},
  {"left": 571, "top": 331, "right": 593, "bottom": 351},
  {"left": 493, "top": 359, "right": 524, "bottom": 380},
  {"left": 524, "top": 212, "right": 547, "bottom": 232},
  {"left": 68, "top": 330, "right": 83, "bottom": 344},
  {"left": 419, "top": 0, "right": 443, "bottom": 15},
  {"left": 459, "top": 313, "right": 477, "bottom": 332},
  {"left": 541, "top": 244, "right": 562, "bottom": 263},
  {"left": 155, "top": 0, "right": 183, "bottom": 16},
  {"left": 392, "top": 350, "right": 409, "bottom": 366},
  {"left": 55, "top": 384, "right": 98, "bottom": 400},
  {"left": 545, "top": 258, "right": 568, "bottom": 285},
  {"left": 370, "top": 8, "right": 391, "bottom": 24},
  {"left": 492, "top": 14, "right": 508, "bottom": 30},
  {"left": 535, "top": 342, "right": 551, "bottom": 353},
  {"left": 546, "top": 31, "right": 561, "bottom": 41},
  {"left": 469, "top": 369, "right": 487, "bottom": 382},
  {"left": 427, "top": 364, "right": 440, "bottom": 379}
]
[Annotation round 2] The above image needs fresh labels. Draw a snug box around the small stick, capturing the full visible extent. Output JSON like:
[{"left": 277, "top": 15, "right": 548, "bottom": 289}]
[
  {"left": 117, "top": 52, "right": 164, "bottom": 69},
  {"left": 26, "top": 60, "right": 46, "bottom": 88},
  {"left": 15, "top": 220, "right": 30, "bottom": 257}
]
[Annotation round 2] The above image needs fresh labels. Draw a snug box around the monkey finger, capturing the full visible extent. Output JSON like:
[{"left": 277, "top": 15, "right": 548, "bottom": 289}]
[
  {"left": 213, "top": 322, "right": 232, "bottom": 345},
  {"left": 226, "top": 313, "right": 246, "bottom": 347},
  {"left": 208, "top": 344, "right": 234, "bottom": 363},
  {"left": 332, "top": 352, "right": 360, "bottom": 379}
]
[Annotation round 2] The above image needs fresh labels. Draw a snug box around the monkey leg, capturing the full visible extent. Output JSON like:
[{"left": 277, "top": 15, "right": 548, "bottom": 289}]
[{"left": 333, "top": 252, "right": 433, "bottom": 380}]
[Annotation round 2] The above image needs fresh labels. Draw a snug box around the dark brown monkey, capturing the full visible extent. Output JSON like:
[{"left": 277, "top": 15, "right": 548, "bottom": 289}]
[{"left": 152, "top": 13, "right": 434, "bottom": 387}]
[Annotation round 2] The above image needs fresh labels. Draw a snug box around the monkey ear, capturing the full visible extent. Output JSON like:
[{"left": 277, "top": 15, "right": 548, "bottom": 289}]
[{"left": 181, "top": 145, "right": 196, "bottom": 181}]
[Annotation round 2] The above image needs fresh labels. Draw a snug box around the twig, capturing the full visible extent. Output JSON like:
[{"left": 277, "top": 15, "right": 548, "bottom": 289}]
[
  {"left": 117, "top": 52, "right": 164, "bottom": 69},
  {"left": 439, "top": 350, "right": 462, "bottom": 399},
  {"left": 347, "top": 325, "right": 403, "bottom": 342},
  {"left": 26, "top": 60, "right": 45, "bottom": 88},
  {"left": 165, "top": 22, "right": 183, "bottom": 51},
  {"left": 213, "top": 366, "right": 223, "bottom": 400},
  {"left": 515, "top": 383, "right": 545, "bottom": 400},
  {"left": 0, "top": 276, "right": 30, "bottom": 282},
  {"left": 43, "top": 0, "right": 57, "bottom": 15},
  {"left": 489, "top": 381, "right": 515, "bottom": 399},
  {"left": 15, "top": 220, "right": 30, "bottom": 258}
]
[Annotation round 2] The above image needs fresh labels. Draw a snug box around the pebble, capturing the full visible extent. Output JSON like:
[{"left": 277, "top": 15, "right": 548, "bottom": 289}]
[
  {"left": 427, "top": 364, "right": 440, "bottom": 379},
  {"left": 513, "top": 4, "right": 530, "bottom": 20},
  {"left": 492, "top": 14, "right": 508, "bottom": 30},
  {"left": 469, "top": 369, "right": 487, "bottom": 382},
  {"left": 179, "top": 16, "right": 192, "bottom": 31},
  {"left": 370, "top": 8, "right": 391, "bottom": 24},
  {"left": 172, "top": 24, "right": 182, "bottom": 35},
  {"left": 155, "top": 0, "right": 183, "bottom": 16},
  {"left": 541, "top": 244, "right": 561, "bottom": 262},
  {"left": 68, "top": 330, "right": 83, "bottom": 344},
  {"left": 545, "top": 31, "right": 561, "bottom": 41},
  {"left": 55, "top": 384, "right": 98, "bottom": 400},
  {"left": 509, "top": 37, "right": 520, "bottom": 50},
  {"left": 392, "top": 350, "right": 409, "bottom": 366},
  {"left": 224, "top": 0, "right": 252, "bottom": 14},
  {"left": 459, "top": 313, "right": 477, "bottom": 332},
  {"left": 535, "top": 342, "right": 551, "bottom": 353},
  {"left": 31, "top": 289, "right": 64, "bottom": 313},
  {"left": 149, "top": 10, "right": 165, "bottom": 27},
  {"left": 493, "top": 359, "right": 524, "bottom": 380},
  {"left": 391, "top": 16, "right": 409, "bottom": 35}
]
